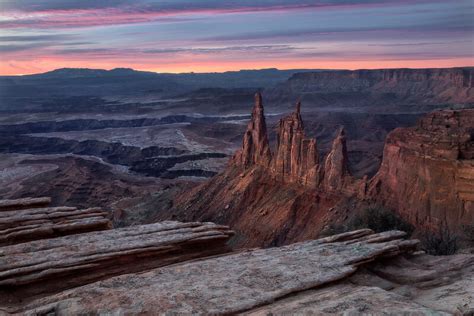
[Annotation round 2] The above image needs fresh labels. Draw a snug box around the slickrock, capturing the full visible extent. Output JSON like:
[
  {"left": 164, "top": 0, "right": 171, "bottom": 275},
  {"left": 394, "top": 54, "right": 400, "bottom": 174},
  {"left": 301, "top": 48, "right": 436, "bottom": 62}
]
[
  {"left": 245, "top": 284, "right": 447, "bottom": 315},
  {"left": 0, "top": 206, "right": 111, "bottom": 246},
  {"left": 11, "top": 230, "right": 418, "bottom": 314},
  {"left": 0, "top": 197, "right": 51, "bottom": 212},
  {"left": 233, "top": 92, "right": 272, "bottom": 168},
  {"left": 0, "top": 221, "right": 233, "bottom": 304},
  {"left": 368, "top": 109, "right": 474, "bottom": 231},
  {"left": 272, "top": 101, "right": 320, "bottom": 185}
]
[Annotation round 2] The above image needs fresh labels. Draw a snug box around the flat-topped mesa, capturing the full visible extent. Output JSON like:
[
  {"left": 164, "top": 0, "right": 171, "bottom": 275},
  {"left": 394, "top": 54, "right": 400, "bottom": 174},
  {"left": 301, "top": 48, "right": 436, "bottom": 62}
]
[
  {"left": 323, "top": 128, "right": 351, "bottom": 192},
  {"left": 271, "top": 101, "right": 320, "bottom": 185},
  {"left": 233, "top": 92, "right": 272, "bottom": 168}
]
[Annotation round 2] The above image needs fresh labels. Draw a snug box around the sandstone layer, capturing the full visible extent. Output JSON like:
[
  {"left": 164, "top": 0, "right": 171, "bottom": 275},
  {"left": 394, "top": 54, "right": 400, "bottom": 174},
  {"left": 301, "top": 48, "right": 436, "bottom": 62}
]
[
  {"left": 269, "top": 67, "right": 474, "bottom": 106},
  {"left": 232, "top": 92, "right": 272, "bottom": 168},
  {"left": 0, "top": 221, "right": 233, "bottom": 304},
  {"left": 10, "top": 229, "right": 421, "bottom": 314},
  {"left": 170, "top": 95, "right": 473, "bottom": 247},
  {"left": 0, "top": 197, "right": 111, "bottom": 246},
  {"left": 0, "top": 197, "right": 51, "bottom": 212},
  {"left": 368, "top": 109, "right": 474, "bottom": 231},
  {"left": 0, "top": 206, "right": 111, "bottom": 246}
]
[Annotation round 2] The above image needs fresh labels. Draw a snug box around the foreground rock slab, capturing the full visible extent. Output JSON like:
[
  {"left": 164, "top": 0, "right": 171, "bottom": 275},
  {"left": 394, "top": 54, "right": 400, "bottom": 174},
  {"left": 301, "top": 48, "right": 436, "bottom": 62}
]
[
  {"left": 0, "top": 204, "right": 111, "bottom": 246},
  {"left": 13, "top": 229, "right": 418, "bottom": 314},
  {"left": 245, "top": 284, "right": 447, "bottom": 315},
  {"left": 0, "top": 221, "right": 234, "bottom": 304}
]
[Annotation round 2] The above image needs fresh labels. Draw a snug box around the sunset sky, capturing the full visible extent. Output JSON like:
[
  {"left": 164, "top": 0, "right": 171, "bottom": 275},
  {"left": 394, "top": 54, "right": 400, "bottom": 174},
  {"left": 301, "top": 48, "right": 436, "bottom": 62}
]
[{"left": 1, "top": 0, "right": 473, "bottom": 75}]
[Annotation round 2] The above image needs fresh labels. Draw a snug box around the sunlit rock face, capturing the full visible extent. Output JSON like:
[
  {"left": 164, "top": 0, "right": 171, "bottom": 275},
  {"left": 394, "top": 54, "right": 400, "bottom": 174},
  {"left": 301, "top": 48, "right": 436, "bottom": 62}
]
[
  {"left": 233, "top": 93, "right": 272, "bottom": 168},
  {"left": 168, "top": 94, "right": 473, "bottom": 247},
  {"left": 271, "top": 101, "right": 320, "bottom": 186},
  {"left": 368, "top": 109, "right": 474, "bottom": 231}
]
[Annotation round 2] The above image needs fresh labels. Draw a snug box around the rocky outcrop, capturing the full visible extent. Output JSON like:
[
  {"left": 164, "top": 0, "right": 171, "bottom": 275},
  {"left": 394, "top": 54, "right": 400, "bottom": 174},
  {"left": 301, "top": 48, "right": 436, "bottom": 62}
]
[
  {"left": 0, "top": 197, "right": 111, "bottom": 246},
  {"left": 368, "top": 109, "right": 474, "bottom": 231},
  {"left": 271, "top": 101, "right": 320, "bottom": 185},
  {"left": 322, "top": 128, "right": 351, "bottom": 192},
  {"left": 233, "top": 92, "right": 272, "bottom": 168},
  {"left": 0, "top": 197, "right": 51, "bottom": 212},
  {"left": 249, "top": 252, "right": 474, "bottom": 315},
  {"left": 170, "top": 96, "right": 472, "bottom": 247},
  {"left": 9, "top": 229, "right": 421, "bottom": 314},
  {"left": 0, "top": 221, "right": 233, "bottom": 303}
]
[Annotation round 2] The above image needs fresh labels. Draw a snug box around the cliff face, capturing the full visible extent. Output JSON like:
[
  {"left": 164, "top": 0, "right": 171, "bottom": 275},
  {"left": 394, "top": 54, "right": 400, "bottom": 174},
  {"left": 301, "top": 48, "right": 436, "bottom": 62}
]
[
  {"left": 167, "top": 95, "right": 473, "bottom": 247},
  {"left": 368, "top": 109, "right": 474, "bottom": 231},
  {"left": 271, "top": 67, "right": 474, "bottom": 105}
]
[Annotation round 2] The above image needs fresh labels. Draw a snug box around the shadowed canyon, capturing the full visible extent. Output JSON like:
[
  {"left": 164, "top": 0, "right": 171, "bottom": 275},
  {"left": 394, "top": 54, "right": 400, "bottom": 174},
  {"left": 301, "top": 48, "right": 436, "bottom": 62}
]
[{"left": 1, "top": 67, "right": 473, "bottom": 314}]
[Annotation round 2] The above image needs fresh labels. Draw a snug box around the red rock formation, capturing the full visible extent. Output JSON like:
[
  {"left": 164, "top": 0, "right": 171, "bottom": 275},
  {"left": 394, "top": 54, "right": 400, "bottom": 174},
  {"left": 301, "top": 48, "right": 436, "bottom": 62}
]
[
  {"left": 271, "top": 101, "right": 319, "bottom": 186},
  {"left": 368, "top": 109, "right": 474, "bottom": 231},
  {"left": 323, "top": 128, "right": 351, "bottom": 192},
  {"left": 233, "top": 92, "right": 272, "bottom": 168},
  {"left": 0, "top": 197, "right": 112, "bottom": 246},
  {"left": 167, "top": 95, "right": 358, "bottom": 247},
  {"left": 168, "top": 94, "right": 472, "bottom": 248}
]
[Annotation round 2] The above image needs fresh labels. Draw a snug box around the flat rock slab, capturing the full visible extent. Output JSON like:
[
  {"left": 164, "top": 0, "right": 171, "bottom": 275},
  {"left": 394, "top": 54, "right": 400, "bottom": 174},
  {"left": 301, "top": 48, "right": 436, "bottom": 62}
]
[
  {"left": 0, "top": 197, "right": 51, "bottom": 212},
  {"left": 0, "top": 205, "right": 112, "bottom": 246},
  {"left": 368, "top": 254, "right": 474, "bottom": 314},
  {"left": 13, "top": 229, "right": 418, "bottom": 314},
  {"left": 0, "top": 221, "right": 234, "bottom": 305},
  {"left": 245, "top": 284, "right": 448, "bottom": 315}
]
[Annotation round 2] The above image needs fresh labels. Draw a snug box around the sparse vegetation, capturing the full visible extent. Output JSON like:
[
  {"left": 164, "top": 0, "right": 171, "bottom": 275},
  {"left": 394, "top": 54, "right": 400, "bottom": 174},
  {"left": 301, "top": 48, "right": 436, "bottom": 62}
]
[
  {"left": 420, "top": 222, "right": 458, "bottom": 256},
  {"left": 462, "top": 224, "right": 474, "bottom": 242},
  {"left": 321, "top": 206, "right": 414, "bottom": 237}
]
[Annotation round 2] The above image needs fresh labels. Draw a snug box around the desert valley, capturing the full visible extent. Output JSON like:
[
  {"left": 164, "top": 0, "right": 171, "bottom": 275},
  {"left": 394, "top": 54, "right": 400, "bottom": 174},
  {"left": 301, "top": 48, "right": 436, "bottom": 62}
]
[
  {"left": 1, "top": 0, "right": 474, "bottom": 314},
  {"left": 1, "top": 67, "right": 473, "bottom": 314}
]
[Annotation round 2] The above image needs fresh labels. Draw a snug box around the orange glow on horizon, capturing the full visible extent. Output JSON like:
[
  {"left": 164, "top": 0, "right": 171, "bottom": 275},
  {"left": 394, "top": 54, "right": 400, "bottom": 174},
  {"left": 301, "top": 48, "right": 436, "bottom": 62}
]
[{"left": 2, "top": 58, "right": 473, "bottom": 76}]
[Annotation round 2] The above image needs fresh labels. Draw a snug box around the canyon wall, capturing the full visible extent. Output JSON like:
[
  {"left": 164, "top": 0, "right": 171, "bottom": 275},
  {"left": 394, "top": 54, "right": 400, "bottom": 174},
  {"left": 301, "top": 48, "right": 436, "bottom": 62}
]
[
  {"left": 168, "top": 95, "right": 473, "bottom": 247},
  {"left": 269, "top": 67, "right": 474, "bottom": 106},
  {"left": 368, "top": 109, "right": 474, "bottom": 231}
]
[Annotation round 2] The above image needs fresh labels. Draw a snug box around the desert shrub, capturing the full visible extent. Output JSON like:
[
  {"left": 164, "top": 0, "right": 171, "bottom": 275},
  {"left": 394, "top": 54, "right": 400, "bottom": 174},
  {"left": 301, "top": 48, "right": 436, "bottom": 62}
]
[
  {"left": 348, "top": 207, "right": 414, "bottom": 235},
  {"left": 462, "top": 224, "right": 474, "bottom": 242},
  {"left": 420, "top": 222, "right": 458, "bottom": 256},
  {"left": 320, "top": 223, "right": 347, "bottom": 237},
  {"left": 320, "top": 207, "right": 414, "bottom": 237}
]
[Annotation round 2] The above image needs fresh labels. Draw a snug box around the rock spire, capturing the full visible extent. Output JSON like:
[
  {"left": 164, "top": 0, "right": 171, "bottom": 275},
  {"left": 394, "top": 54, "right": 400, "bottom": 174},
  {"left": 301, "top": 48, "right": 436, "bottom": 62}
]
[{"left": 233, "top": 92, "right": 272, "bottom": 168}]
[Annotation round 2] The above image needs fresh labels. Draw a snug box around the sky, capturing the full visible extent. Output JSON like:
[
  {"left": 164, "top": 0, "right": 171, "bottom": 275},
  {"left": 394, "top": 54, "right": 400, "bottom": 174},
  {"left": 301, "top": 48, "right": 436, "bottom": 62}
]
[{"left": 0, "top": 0, "right": 473, "bottom": 75}]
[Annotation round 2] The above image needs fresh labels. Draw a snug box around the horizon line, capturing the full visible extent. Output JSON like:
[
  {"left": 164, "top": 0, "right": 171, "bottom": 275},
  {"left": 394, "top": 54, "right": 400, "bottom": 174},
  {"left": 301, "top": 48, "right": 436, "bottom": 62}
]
[{"left": 3, "top": 65, "right": 474, "bottom": 77}]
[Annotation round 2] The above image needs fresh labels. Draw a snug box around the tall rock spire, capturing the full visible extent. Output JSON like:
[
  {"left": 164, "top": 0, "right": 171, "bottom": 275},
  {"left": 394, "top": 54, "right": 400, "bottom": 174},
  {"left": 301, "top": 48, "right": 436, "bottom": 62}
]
[
  {"left": 323, "top": 127, "right": 351, "bottom": 191},
  {"left": 233, "top": 92, "right": 272, "bottom": 168},
  {"left": 272, "top": 101, "right": 319, "bottom": 184}
]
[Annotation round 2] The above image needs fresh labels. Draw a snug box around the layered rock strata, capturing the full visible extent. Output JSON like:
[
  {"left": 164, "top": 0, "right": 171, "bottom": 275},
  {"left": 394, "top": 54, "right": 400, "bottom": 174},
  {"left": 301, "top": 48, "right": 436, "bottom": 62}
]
[
  {"left": 0, "top": 205, "right": 111, "bottom": 246},
  {"left": 0, "top": 197, "right": 51, "bottom": 212},
  {"left": 272, "top": 67, "right": 474, "bottom": 105},
  {"left": 11, "top": 229, "right": 420, "bottom": 314},
  {"left": 171, "top": 95, "right": 473, "bottom": 246},
  {"left": 368, "top": 109, "right": 474, "bottom": 230},
  {"left": 0, "top": 221, "right": 234, "bottom": 302}
]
